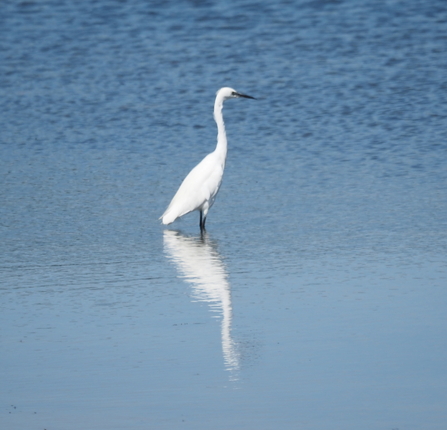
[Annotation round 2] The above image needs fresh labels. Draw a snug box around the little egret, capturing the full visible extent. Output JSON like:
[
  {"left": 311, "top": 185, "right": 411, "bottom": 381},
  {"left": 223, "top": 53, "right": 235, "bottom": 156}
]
[{"left": 160, "top": 87, "right": 255, "bottom": 231}]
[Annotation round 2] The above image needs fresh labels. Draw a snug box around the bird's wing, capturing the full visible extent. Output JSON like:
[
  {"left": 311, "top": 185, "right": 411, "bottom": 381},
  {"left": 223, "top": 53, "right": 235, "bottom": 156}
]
[{"left": 161, "top": 152, "right": 224, "bottom": 223}]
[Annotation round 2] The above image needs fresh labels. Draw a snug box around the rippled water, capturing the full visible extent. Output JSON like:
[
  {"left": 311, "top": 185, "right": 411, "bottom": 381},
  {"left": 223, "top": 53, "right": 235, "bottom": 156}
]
[{"left": 1, "top": 1, "right": 447, "bottom": 429}]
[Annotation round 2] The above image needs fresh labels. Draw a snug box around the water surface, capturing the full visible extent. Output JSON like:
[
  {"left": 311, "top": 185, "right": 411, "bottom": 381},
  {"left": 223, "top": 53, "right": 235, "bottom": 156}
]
[{"left": 1, "top": 0, "right": 447, "bottom": 429}]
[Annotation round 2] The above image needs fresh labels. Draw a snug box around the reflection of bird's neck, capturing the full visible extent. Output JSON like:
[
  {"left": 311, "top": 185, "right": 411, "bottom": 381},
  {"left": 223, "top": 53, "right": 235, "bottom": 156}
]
[{"left": 214, "top": 98, "right": 227, "bottom": 163}]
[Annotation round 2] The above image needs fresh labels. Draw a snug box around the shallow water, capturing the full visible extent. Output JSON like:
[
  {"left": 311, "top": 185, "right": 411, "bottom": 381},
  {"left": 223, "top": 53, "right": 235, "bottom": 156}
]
[{"left": 1, "top": 0, "right": 447, "bottom": 429}]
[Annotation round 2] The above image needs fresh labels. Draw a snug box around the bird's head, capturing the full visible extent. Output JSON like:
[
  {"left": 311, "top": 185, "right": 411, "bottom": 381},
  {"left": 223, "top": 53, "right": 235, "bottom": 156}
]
[{"left": 217, "top": 87, "right": 256, "bottom": 101}]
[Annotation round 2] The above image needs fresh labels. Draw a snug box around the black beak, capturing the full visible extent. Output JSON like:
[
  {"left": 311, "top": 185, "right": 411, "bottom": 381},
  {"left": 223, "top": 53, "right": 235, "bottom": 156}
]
[{"left": 235, "top": 92, "right": 256, "bottom": 100}]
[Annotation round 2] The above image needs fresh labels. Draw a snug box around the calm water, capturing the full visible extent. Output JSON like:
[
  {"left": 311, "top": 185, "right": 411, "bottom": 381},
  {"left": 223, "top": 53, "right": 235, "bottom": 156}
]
[{"left": 1, "top": 0, "right": 447, "bottom": 429}]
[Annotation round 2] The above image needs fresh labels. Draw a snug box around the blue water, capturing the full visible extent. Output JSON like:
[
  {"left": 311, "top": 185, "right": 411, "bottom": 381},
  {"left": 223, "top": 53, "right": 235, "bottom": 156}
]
[{"left": 1, "top": 1, "right": 447, "bottom": 429}]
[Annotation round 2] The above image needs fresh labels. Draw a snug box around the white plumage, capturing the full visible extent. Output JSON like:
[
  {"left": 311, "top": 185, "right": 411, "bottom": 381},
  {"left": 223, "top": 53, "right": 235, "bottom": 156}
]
[{"left": 161, "top": 87, "right": 255, "bottom": 231}]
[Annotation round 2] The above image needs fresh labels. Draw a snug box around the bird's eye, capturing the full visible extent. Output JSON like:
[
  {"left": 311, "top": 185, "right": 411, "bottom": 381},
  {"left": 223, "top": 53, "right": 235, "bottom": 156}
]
[{"left": 231, "top": 91, "right": 236, "bottom": 95}]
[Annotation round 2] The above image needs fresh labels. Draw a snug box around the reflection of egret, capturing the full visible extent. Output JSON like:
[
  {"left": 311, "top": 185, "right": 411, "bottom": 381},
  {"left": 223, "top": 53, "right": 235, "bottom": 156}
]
[{"left": 163, "top": 230, "right": 239, "bottom": 377}]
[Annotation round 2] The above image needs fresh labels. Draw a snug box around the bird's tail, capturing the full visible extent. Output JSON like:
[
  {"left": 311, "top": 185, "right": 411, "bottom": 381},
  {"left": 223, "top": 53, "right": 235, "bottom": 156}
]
[{"left": 160, "top": 210, "right": 175, "bottom": 225}]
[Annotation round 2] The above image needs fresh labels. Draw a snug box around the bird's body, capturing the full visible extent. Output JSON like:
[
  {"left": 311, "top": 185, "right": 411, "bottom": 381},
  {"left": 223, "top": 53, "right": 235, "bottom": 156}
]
[
  {"left": 161, "top": 87, "right": 254, "bottom": 231},
  {"left": 161, "top": 151, "right": 224, "bottom": 225}
]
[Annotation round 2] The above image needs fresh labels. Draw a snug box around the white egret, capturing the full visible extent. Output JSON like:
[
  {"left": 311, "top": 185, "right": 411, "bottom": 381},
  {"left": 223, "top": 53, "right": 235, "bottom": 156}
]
[{"left": 160, "top": 87, "right": 255, "bottom": 231}]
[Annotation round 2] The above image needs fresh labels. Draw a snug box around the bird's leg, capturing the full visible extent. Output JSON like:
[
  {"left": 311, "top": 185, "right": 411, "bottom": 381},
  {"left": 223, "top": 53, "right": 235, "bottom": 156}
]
[{"left": 199, "top": 211, "right": 206, "bottom": 232}]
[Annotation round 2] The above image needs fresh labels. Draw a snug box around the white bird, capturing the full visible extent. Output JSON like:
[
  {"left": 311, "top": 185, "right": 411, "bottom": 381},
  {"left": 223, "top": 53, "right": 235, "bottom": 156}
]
[{"left": 160, "top": 87, "right": 255, "bottom": 231}]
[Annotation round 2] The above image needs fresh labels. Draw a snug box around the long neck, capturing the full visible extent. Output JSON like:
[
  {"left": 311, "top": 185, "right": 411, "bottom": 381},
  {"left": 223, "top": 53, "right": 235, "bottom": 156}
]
[{"left": 214, "top": 97, "right": 227, "bottom": 162}]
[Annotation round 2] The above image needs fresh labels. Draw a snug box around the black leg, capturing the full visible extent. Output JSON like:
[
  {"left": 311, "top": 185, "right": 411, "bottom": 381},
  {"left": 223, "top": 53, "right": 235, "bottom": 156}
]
[{"left": 199, "top": 211, "right": 206, "bottom": 232}]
